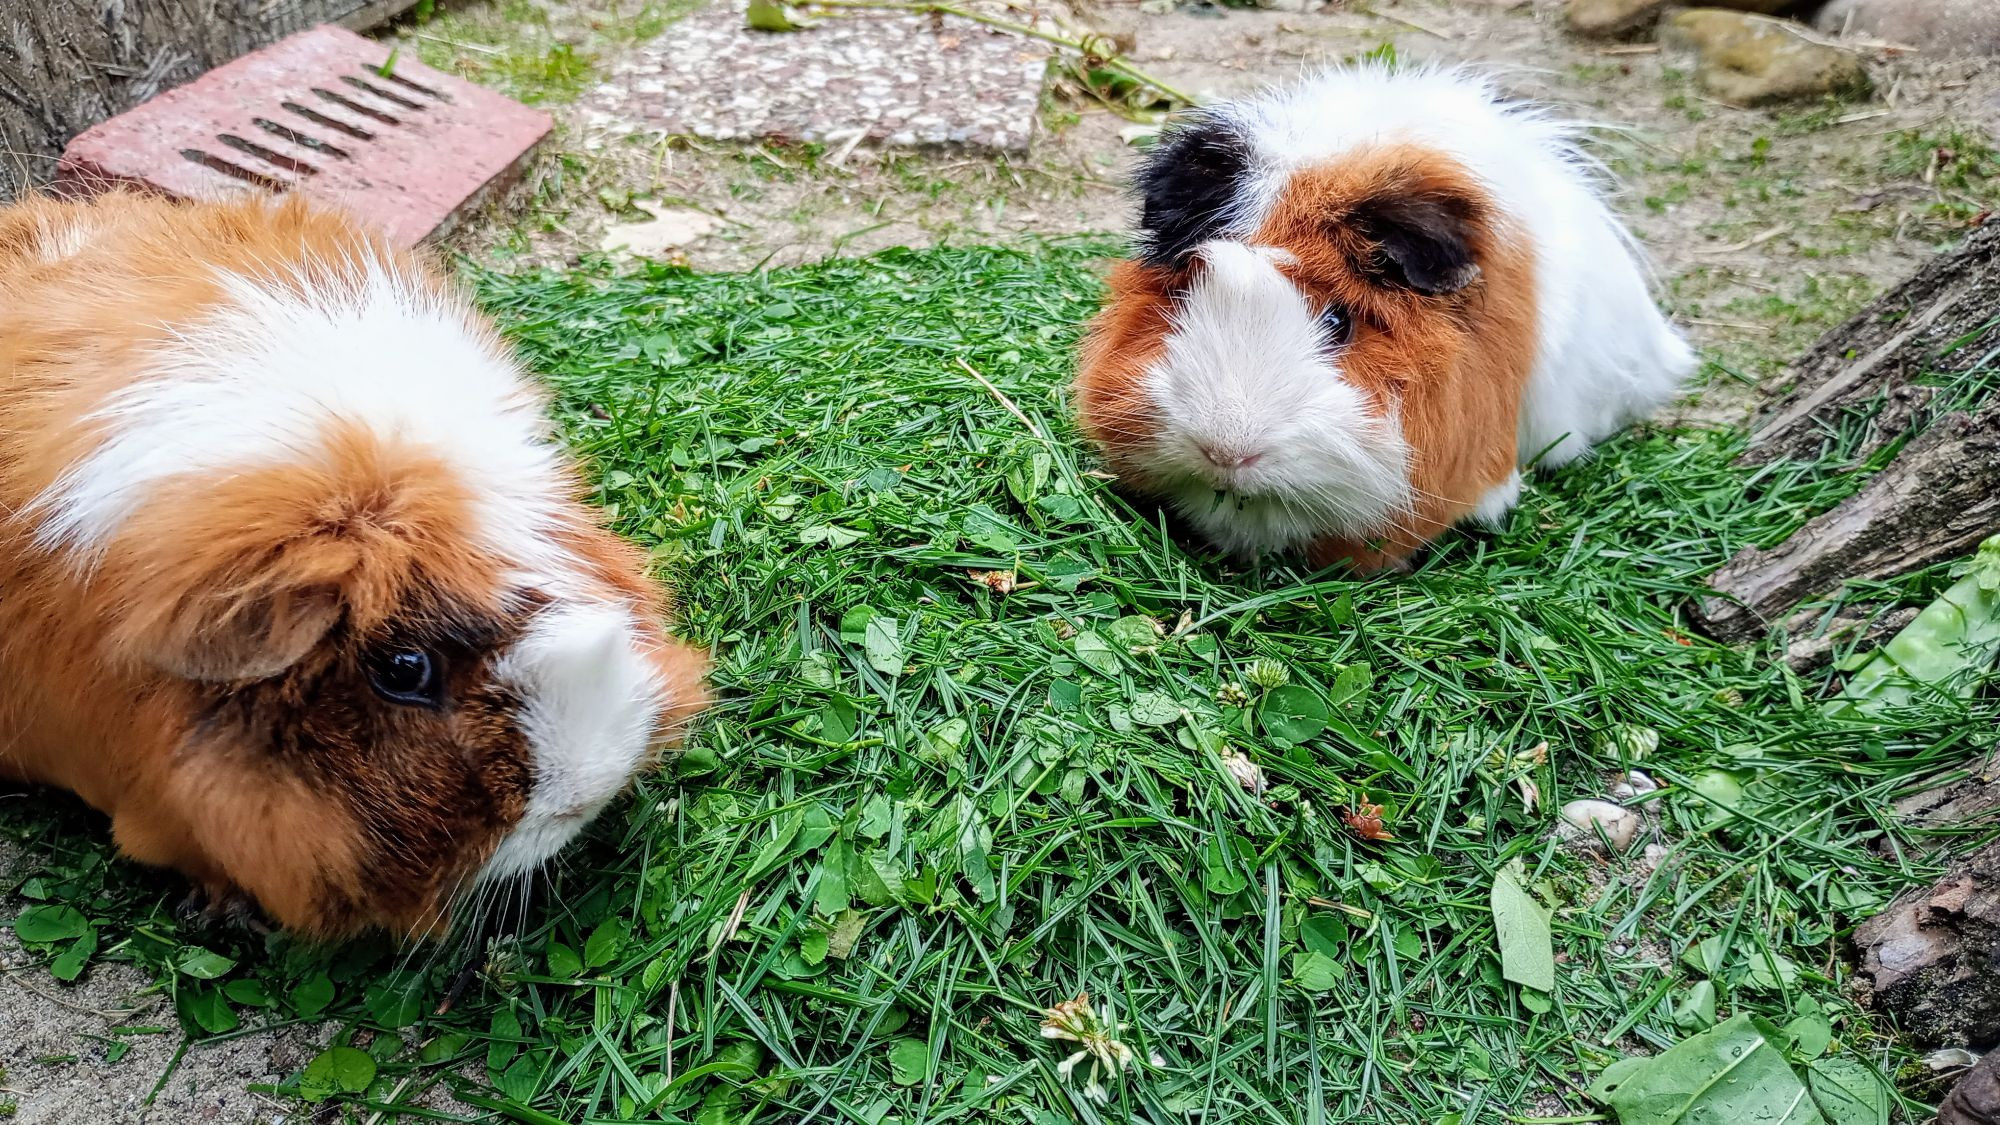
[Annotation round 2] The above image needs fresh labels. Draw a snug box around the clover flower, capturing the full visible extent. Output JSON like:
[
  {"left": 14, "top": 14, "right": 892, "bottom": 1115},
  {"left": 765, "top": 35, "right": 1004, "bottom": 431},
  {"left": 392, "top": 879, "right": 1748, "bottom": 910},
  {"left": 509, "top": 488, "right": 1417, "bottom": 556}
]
[{"left": 1041, "top": 992, "right": 1137, "bottom": 1103}]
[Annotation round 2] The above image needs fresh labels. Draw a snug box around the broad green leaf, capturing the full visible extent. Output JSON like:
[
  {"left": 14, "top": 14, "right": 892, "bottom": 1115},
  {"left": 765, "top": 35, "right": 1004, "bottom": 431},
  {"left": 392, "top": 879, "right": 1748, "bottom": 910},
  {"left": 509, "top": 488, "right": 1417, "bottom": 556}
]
[
  {"left": 1291, "top": 951, "right": 1345, "bottom": 992},
  {"left": 1301, "top": 913, "right": 1349, "bottom": 957},
  {"left": 863, "top": 614, "right": 905, "bottom": 676},
  {"left": 1328, "top": 663, "right": 1373, "bottom": 706},
  {"left": 887, "top": 1037, "right": 930, "bottom": 1085},
  {"left": 584, "top": 917, "right": 630, "bottom": 970},
  {"left": 1202, "top": 838, "right": 1247, "bottom": 896},
  {"left": 1673, "top": 980, "right": 1717, "bottom": 1033},
  {"left": 488, "top": 1007, "right": 522, "bottom": 1073},
  {"left": 818, "top": 697, "right": 858, "bottom": 744},
  {"left": 1489, "top": 869, "right": 1555, "bottom": 993},
  {"left": 1128, "top": 691, "right": 1181, "bottom": 726},
  {"left": 1807, "top": 1056, "right": 1889, "bottom": 1125},
  {"left": 1037, "top": 493, "right": 1084, "bottom": 522},
  {"left": 799, "top": 802, "right": 837, "bottom": 850},
  {"left": 420, "top": 1032, "right": 470, "bottom": 1065},
  {"left": 224, "top": 979, "right": 272, "bottom": 1007},
  {"left": 798, "top": 523, "right": 866, "bottom": 548},
  {"left": 1744, "top": 951, "right": 1800, "bottom": 991},
  {"left": 800, "top": 929, "right": 831, "bottom": 965},
  {"left": 291, "top": 973, "right": 335, "bottom": 1018},
  {"left": 816, "top": 837, "right": 853, "bottom": 915},
  {"left": 923, "top": 716, "right": 970, "bottom": 761},
  {"left": 1107, "top": 615, "right": 1162, "bottom": 652},
  {"left": 365, "top": 975, "right": 424, "bottom": 1029},
  {"left": 496, "top": 1054, "right": 540, "bottom": 1101},
  {"left": 176, "top": 986, "right": 237, "bottom": 1035},
  {"left": 1005, "top": 450, "right": 1051, "bottom": 505},
  {"left": 1073, "top": 631, "right": 1120, "bottom": 677},
  {"left": 300, "top": 1046, "right": 377, "bottom": 1103},
  {"left": 748, "top": 811, "right": 805, "bottom": 880},
  {"left": 1784, "top": 1011, "right": 1833, "bottom": 1060},
  {"left": 49, "top": 928, "right": 98, "bottom": 982},
  {"left": 1261, "top": 685, "right": 1329, "bottom": 746},
  {"left": 1682, "top": 935, "right": 1728, "bottom": 976},
  {"left": 858, "top": 793, "right": 894, "bottom": 839},
  {"left": 546, "top": 941, "right": 583, "bottom": 978},
  {"left": 177, "top": 948, "right": 237, "bottom": 980},
  {"left": 839, "top": 605, "right": 877, "bottom": 644},
  {"left": 853, "top": 850, "right": 906, "bottom": 905},
  {"left": 14, "top": 904, "right": 88, "bottom": 943},
  {"left": 1588, "top": 1013, "right": 1827, "bottom": 1125}
]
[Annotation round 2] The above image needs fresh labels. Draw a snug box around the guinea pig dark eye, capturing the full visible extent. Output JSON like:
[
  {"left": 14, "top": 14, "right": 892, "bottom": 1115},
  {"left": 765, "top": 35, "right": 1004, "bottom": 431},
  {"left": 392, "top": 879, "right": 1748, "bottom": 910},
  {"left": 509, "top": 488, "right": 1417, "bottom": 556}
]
[
  {"left": 365, "top": 648, "right": 443, "bottom": 707},
  {"left": 1319, "top": 302, "right": 1354, "bottom": 347}
]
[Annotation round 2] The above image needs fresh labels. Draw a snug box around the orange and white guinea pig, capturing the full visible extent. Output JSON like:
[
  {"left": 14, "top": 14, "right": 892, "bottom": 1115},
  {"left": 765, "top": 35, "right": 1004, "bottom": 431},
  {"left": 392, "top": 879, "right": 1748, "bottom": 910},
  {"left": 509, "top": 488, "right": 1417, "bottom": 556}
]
[
  {"left": 0, "top": 191, "right": 709, "bottom": 939},
  {"left": 1074, "top": 65, "right": 1696, "bottom": 572}
]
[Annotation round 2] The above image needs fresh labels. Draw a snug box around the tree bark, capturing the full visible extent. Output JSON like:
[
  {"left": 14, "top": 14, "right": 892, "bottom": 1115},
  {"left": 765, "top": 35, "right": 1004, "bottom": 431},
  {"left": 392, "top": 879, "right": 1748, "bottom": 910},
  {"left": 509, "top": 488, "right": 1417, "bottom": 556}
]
[
  {"left": 1, "top": 0, "right": 418, "bottom": 202},
  {"left": 1741, "top": 221, "right": 2000, "bottom": 469},
  {"left": 1693, "top": 398, "right": 2000, "bottom": 642},
  {"left": 1856, "top": 840, "right": 2000, "bottom": 1053}
]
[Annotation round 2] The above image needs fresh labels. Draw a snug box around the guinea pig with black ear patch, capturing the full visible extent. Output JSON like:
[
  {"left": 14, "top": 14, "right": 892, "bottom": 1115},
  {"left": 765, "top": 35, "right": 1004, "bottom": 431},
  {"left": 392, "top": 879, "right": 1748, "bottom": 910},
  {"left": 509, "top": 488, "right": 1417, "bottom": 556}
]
[
  {"left": 1075, "top": 64, "right": 1696, "bottom": 573},
  {"left": 0, "top": 191, "right": 710, "bottom": 939}
]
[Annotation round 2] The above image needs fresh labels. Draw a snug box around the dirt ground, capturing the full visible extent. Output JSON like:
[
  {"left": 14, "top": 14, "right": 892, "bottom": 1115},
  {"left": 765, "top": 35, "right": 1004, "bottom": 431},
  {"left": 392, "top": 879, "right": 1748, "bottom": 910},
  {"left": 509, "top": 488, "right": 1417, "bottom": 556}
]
[
  {"left": 2, "top": 0, "right": 1997, "bottom": 1120},
  {"left": 435, "top": 0, "right": 2000, "bottom": 397}
]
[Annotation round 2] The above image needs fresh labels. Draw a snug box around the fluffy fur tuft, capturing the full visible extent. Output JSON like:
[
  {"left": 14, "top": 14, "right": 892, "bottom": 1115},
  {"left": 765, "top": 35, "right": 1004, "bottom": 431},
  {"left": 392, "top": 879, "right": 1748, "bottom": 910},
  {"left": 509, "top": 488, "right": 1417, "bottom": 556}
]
[
  {"left": 1076, "top": 64, "right": 1696, "bottom": 571},
  {"left": 0, "top": 192, "right": 709, "bottom": 938}
]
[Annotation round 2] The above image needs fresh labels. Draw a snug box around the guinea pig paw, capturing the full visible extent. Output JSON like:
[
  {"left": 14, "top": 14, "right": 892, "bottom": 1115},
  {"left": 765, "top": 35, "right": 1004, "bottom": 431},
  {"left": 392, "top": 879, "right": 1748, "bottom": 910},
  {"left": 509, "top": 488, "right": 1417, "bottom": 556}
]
[{"left": 176, "top": 884, "right": 273, "bottom": 938}]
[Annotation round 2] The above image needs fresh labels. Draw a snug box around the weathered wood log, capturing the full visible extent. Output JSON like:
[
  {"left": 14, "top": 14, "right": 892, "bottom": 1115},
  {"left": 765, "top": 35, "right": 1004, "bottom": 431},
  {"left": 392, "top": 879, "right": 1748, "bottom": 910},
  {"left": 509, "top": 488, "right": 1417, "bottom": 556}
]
[
  {"left": 1782, "top": 605, "right": 1918, "bottom": 674},
  {"left": 1694, "top": 398, "right": 2000, "bottom": 642},
  {"left": 0, "top": 0, "right": 418, "bottom": 203},
  {"left": 1742, "top": 220, "right": 2000, "bottom": 469},
  {"left": 1856, "top": 840, "right": 2000, "bottom": 1053}
]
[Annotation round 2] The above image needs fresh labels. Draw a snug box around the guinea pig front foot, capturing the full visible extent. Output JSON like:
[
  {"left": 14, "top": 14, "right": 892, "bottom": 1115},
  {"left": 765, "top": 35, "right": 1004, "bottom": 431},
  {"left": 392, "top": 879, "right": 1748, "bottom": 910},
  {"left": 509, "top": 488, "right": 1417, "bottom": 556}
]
[{"left": 176, "top": 883, "right": 273, "bottom": 938}]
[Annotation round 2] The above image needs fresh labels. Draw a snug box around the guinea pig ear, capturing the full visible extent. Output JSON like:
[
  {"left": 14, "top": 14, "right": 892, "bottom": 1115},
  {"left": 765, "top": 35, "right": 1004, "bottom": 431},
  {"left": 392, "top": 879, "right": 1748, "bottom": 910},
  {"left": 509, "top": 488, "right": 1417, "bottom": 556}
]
[
  {"left": 1348, "top": 191, "right": 1484, "bottom": 296},
  {"left": 145, "top": 584, "right": 345, "bottom": 683},
  {"left": 1135, "top": 113, "right": 1254, "bottom": 268}
]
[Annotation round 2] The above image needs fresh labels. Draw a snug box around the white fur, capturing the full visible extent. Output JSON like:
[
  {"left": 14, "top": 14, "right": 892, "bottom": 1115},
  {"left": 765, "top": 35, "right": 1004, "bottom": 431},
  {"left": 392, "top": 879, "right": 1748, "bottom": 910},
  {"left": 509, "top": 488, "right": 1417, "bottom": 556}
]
[
  {"left": 28, "top": 256, "right": 573, "bottom": 577},
  {"left": 482, "top": 601, "right": 667, "bottom": 880},
  {"left": 1139, "top": 239, "right": 1412, "bottom": 556},
  {"left": 1471, "top": 470, "right": 1522, "bottom": 527},
  {"left": 1148, "top": 64, "right": 1694, "bottom": 538},
  {"left": 36, "top": 218, "right": 91, "bottom": 263}
]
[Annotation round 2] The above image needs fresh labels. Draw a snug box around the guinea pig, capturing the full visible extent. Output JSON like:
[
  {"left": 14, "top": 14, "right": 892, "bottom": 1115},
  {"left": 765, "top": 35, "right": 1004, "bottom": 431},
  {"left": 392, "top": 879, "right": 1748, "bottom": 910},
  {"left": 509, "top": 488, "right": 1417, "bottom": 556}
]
[
  {"left": 0, "top": 191, "right": 709, "bottom": 939},
  {"left": 1074, "top": 65, "right": 1696, "bottom": 573}
]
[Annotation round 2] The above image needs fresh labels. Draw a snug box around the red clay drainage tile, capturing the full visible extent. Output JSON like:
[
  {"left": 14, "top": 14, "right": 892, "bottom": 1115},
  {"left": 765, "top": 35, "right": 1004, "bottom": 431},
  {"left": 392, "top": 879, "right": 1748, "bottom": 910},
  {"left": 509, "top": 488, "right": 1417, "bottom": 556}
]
[{"left": 57, "top": 26, "right": 552, "bottom": 247}]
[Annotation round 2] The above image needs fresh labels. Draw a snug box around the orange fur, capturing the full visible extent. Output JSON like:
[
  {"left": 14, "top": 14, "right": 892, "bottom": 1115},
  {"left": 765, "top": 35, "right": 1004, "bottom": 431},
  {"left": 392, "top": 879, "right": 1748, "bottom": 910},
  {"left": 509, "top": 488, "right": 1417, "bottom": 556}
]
[
  {"left": 1073, "top": 258, "right": 1174, "bottom": 469},
  {"left": 1072, "top": 145, "right": 1540, "bottom": 571},
  {"left": 1251, "top": 146, "right": 1539, "bottom": 566},
  {"left": 0, "top": 191, "right": 709, "bottom": 937}
]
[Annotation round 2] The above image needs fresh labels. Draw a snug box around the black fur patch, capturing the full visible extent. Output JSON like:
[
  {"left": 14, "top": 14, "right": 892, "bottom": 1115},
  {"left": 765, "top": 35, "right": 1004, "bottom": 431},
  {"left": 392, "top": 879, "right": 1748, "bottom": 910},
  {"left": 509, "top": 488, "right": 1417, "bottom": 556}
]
[
  {"left": 1134, "top": 112, "right": 1253, "bottom": 268},
  {"left": 1351, "top": 194, "right": 1482, "bottom": 295}
]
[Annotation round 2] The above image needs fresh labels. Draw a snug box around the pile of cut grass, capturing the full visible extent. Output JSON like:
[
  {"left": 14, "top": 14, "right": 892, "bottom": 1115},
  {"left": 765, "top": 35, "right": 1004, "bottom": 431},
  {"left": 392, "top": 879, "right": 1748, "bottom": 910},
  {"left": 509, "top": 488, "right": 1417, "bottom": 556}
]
[{"left": 3, "top": 242, "right": 1994, "bottom": 1123}]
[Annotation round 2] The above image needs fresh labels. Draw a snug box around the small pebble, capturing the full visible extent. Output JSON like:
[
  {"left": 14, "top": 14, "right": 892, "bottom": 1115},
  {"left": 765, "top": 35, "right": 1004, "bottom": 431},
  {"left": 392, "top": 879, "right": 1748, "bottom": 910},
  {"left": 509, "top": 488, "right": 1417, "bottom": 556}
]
[
  {"left": 1559, "top": 799, "right": 1641, "bottom": 853},
  {"left": 1611, "top": 770, "right": 1659, "bottom": 800}
]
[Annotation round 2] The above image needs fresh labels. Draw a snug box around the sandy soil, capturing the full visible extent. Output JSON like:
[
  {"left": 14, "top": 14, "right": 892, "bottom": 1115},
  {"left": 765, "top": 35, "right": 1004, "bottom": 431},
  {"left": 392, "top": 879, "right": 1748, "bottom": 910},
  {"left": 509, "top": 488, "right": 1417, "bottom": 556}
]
[{"left": 3, "top": 0, "right": 1996, "bottom": 1119}]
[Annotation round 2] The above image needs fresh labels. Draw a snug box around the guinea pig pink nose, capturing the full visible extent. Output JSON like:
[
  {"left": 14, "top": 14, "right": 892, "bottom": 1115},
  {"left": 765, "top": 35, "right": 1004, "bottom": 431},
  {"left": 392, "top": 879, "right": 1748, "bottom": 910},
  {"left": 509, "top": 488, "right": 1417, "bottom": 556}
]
[{"left": 1197, "top": 442, "right": 1263, "bottom": 470}]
